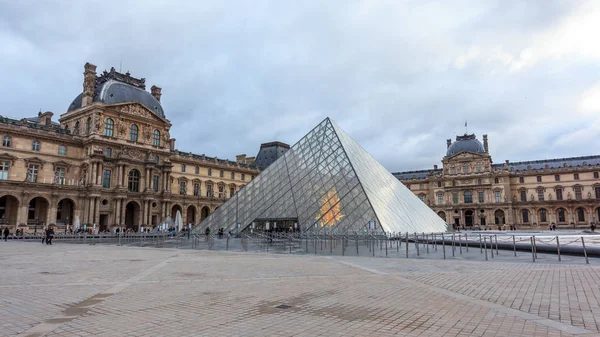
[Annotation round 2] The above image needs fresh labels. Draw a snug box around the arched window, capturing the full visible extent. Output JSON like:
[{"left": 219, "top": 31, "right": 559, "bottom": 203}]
[
  {"left": 576, "top": 208, "right": 585, "bottom": 222},
  {"left": 557, "top": 208, "right": 566, "bottom": 223},
  {"left": 128, "top": 169, "right": 140, "bottom": 192},
  {"left": 179, "top": 181, "right": 186, "bottom": 195},
  {"left": 462, "top": 163, "right": 469, "bottom": 174},
  {"left": 104, "top": 118, "right": 114, "bottom": 137},
  {"left": 74, "top": 121, "right": 80, "bottom": 135},
  {"left": 130, "top": 124, "right": 138, "bottom": 142},
  {"left": 463, "top": 191, "right": 473, "bottom": 203},
  {"left": 206, "top": 182, "right": 213, "bottom": 197},
  {"left": 521, "top": 209, "right": 530, "bottom": 223},
  {"left": 230, "top": 186, "right": 235, "bottom": 197},
  {"left": 154, "top": 155, "right": 159, "bottom": 164},
  {"left": 539, "top": 209, "right": 547, "bottom": 223},
  {"left": 181, "top": 164, "right": 186, "bottom": 172},
  {"left": 86, "top": 117, "right": 92, "bottom": 135},
  {"left": 218, "top": 184, "right": 225, "bottom": 198},
  {"left": 152, "top": 130, "right": 160, "bottom": 146}
]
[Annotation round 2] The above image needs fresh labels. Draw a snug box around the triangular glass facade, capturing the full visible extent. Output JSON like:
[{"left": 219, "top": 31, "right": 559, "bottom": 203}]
[{"left": 195, "top": 118, "right": 448, "bottom": 234}]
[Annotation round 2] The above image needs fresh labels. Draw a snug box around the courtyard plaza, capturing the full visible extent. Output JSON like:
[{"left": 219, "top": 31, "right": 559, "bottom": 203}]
[{"left": 0, "top": 241, "right": 599, "bottom": 337}]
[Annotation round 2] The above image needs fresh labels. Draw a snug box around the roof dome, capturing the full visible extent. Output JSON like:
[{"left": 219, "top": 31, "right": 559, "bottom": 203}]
[
  {"left": 67, "top": 68, "right": 165, "bottom": 118},
  {"left": 446, "top": 134, "right": 485, "bottom": 156}
]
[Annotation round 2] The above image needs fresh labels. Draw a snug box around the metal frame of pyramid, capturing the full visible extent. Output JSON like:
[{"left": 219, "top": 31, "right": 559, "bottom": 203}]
[{"left": 194, "top": 118, "right": 448, "bottom": 235}]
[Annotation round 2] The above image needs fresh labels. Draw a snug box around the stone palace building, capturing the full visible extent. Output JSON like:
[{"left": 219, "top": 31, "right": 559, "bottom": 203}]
[
  {"left": 0, "top": 63, "right": 260, "bottom": 233},
  {"left": 394, "top": 134, "right": 600, "bottom": 229}
]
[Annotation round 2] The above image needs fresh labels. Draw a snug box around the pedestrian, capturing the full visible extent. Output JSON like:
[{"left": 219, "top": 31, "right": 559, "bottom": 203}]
[
  {"left": 2, "top": 227, "right": 8, "bottom": 241},
  {"left": 45, "top": 227, "right": 54, "bottom": 245}
]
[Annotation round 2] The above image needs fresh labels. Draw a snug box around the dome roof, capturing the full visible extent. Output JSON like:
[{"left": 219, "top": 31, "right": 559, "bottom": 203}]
[
  {"left": 67, "top": 68, "right": 165, "bottom": 118},
  {"left": 446, "top": 134, "right": 485, "bottom": 156}
]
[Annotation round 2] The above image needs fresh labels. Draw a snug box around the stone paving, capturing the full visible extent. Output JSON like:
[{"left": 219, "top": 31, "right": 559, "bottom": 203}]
[{"left": 0, "top": 242, "right": 599, "bottom": 336}]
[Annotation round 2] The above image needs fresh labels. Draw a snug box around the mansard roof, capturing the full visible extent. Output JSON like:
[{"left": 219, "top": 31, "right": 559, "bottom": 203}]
[{"left": 492, "top": 155, "right": 600, "bottom": 172}]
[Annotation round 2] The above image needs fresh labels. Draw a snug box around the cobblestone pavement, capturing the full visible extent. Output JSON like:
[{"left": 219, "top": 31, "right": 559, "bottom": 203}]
[{"left": 0, "top": 242, "right": 599, "bottom": 337}]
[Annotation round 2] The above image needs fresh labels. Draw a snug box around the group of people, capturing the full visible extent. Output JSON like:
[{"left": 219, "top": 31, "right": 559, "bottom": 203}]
[{"left": 41, "top": 227, "right": 55, "bottom": 245}]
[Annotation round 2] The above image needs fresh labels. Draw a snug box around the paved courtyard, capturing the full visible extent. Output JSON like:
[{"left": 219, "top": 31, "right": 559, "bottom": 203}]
[{"left": 0, "top": 242, "right": 599, "bottom": 337}]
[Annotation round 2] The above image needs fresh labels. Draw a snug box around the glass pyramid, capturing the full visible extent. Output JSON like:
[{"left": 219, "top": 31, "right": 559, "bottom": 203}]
[{"left": 195, "top": 118, "right": 448, "bottom": 234}]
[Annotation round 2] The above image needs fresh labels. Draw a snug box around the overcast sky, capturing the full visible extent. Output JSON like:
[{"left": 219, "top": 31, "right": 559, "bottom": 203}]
[{"left": 1, "top": 0, "right": 599, "bottom": 172}]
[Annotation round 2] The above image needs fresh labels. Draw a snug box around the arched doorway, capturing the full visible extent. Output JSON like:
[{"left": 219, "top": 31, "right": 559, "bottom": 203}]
[
  {"left": 201, "top": 206, "right": 210, "bottom": 220},
  {"left": 437, "top": 211, "right": 446, "bottom": 222},
  {"left": 465, "top": 210, "right": 474, "bottom": 227},
  {"left": 0, "top": 195, "right": 19, "bottom": 228},
  {"left": 56, "top": 198, "right": 75, "bottom": 227},
  {"left": 28, "top": 197, "right": 49, "bottom": 227},
  {"left": 124, "top": 201, "right": 140, "bottom": 231},
  {"left": 186, "top": 205, "right": 196, "bottom": 224},
  {"left": 171, "top": 204, "right": 182, "bottom": 219},
  {"left": 494, "top": 209, "right": 505, "bottom": 225}
]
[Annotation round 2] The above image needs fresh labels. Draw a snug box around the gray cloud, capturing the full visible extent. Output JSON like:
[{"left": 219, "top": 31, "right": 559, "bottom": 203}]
[{"left": 1, "top": 0, "right": 599, "bottom": 172}]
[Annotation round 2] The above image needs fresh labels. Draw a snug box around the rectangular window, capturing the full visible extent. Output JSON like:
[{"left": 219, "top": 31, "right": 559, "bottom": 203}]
[
  {"left": 537, "top": 189, "right": 544, "bottom": 201},
  {"left": 181, "top": 164, "right": 185, "bottom": 173},
  {"left": 219, "top": 170, "right": 224, "bottom": 177},
  {"left": 419, "top": 184, "right": 424, "bottom": 190},
  {"left": 242, "top": 173, "right": 245, "bottom": 181},
  {"left": 195, "top": 166, "right": 199, "bottom": 174},
  {"left": 2, "top": 136, "right": 11, "bottom": 147},
  {"left": 0, "top": 161, "right": 9, "bottom": 180},
  {"left": 495, "top": 191, "right": 501, "bottom": 203},
  {"left": 555, "top": 174, "right": 560, "bottom": 181},
  {"left": 193, "top": 183, "right": 200, "bottom": 196},
  {"left": 494, "top": 177, "right": 499, "bottom": 184},
  {"left": 478, "top": 191, "right": 484, "bottom": 203},
  {"left": 536, "top": 176, "right": 541, "bottom": 183},
  {"left": 574, "top": 173, "right": 579, "bottom": 180},
  {"left": 206, "top": 184, "right": 213, "bottom": 197},
  {"left": 231, "top": 172, "right": 235, "bottom": 180},
  {"left": 437, "top": 193, "right": 443, "bottom": 205},
  {"left": 58, "top": 145, "right": 66, "bottom": 155},
  {"left": 32, "top": 140, "right": 40, "bottom": 152},
  {"left": 520, "top": 190, "right": 527, "bottom": 201},
  {"left": 153, "top": 175, "right": 159, "bottom": 192},
  {"left": 179, "top": 182, "right": 186, "bottom": 195},
  {"left": 464, "top": 192, "right": 472, "bottom": 204},
  {"left": 208, "top": 168, "right": 212, "bottom": 176},
  {"left": 462, "top": 163, "right": 469, "bottom": 174},
  {"left": 595, "top": 172, "right": 599, "bottom": 179},
  {"left": 595, "top": 187, "right": 600, "bottom": 199},
  {"left": 575, "top": 186, "right": 582, "bottom": 200},
  {"left": 27, "top": 164, "right": 39, "bottom": 183},
  {"left": 452, "top": 193, "right": 458, "bottom": 204},
  {"left": 519, "top": 177, "right": 524, "bottom": 183},
  {"left": 556, "top": 188, "right": 563, "bottom": 200},
  {"left": 105, "top": 147, "right": 112, "bottom": 158},
  {"left": 437, "top": 181, "right": 442, "bottom": 187},
  {"left": 102, "top": 170, "right": 111, "bottom": 188},
  {"left": 54, "top": 167, "right": 65, "bottom": 185}
]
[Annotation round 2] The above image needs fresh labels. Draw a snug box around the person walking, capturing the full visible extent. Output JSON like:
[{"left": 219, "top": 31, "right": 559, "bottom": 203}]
[
  {"left": 45, "top": 227, "right": 54, "bottom": 245},
  {"left": 3, "top": 227, "right": 9, "bottom": 241}
]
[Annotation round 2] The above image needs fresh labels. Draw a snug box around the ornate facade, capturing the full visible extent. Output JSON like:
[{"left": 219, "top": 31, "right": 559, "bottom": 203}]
[
  {"left": 394, "top": 134, "right": 600, "bottom": 229},
  {"left": 0, "top": 63, "right": 259, "bottom": 232}
]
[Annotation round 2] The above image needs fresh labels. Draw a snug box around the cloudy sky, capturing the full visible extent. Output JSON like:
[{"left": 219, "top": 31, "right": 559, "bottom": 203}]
[{"left": 1, "top": 0, "right": 599, "bottom": 172}]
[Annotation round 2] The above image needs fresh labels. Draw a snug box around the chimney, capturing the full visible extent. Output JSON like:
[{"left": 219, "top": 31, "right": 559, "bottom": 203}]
[
  {"left": 483, "top": 134, "right": 489, "bottom": 153},
  {"left": 236, "top": 154, "right": 247, "bottom": 163},
  {"left": 246, "top": 156, "right": 256, "bottom": 165},
  {"left": 505, "top": 159, "right": 509, "bottom": 165},
  {"left": 169, "top": 138, "right": 176, "bottom": 151},
  {"left": 434, "top": 164, "right": 438, "bottom": 170},
  {"left": 151, "top": 85, "right": 162, "bottom": 102},
  {"left": 446, "top": 139, "right": 452, "bottom": 148},
  {"left": 82, "top": 63, "right": 97, "bottom": 107},
  {"left": 38, "top": 111, "right": 54, "bottom": 125}
]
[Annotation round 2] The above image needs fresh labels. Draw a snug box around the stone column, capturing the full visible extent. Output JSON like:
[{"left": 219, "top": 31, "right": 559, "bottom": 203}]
[
  {"left": 97, "top": 162, "right": 103, "bottom": 186},
  {"left": 87, "top": 197, "right": 93, "bottom": 223},
  {"left": 90, "top": 163, "right": 96, "bottom": 185},
  {"left": 93, "top": 197, "right": 99, "bottom": 226},
  {"left": 120, "top": 199, "right": 126, "bottom": 228},
  {"left": 48, "top": 199, "right": 58, "bottom": 226}
]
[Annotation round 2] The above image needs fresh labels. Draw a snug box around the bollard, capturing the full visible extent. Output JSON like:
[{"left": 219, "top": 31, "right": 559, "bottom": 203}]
[
  {"left": 405, "top": 232, "right": 409, "bottom": 258},
  {"left": 372, "top": 236, "right": 375, "bottom": 257},
  {"left": 451, "top": 234, "right": 455, "bottom": 257},
  {"left": 458, "top": 234, "right": 462, "bottom": 255},
  {"left": 490, "top": 237, "right": 494, "bottom": 259},
  {"left": 397, "top": 234, "right": 400, "bottom": 252},
  {"left": 356, "top": 237, "right": 359, "bottom": 255},
  {"left": 532, "top": 236, "right": 537, "bottom": 259},
  {"left": 415, "top": 233, "right": 420, "bottom": 256},
  {"left": 434, "top": 233, "right": 437, "bottom": 252},
  {"left": 425, "top": 233, "right": 429, "bottom": 254},
  {"left": 581, "top": 237, "right": 589, "bottom": 264},
  {"left": 385, "top": 237, "right": 388, "bottom": 257},
  {"left": 479, "top": 234, "right": 483, "bottom": 253},
  {"left": 465, "top": 233, "right": 468, "bottom": 252},
  {"left": 226, "top": 236, "right": 229, "bottom": 251},
  {"left": 530, "top": 237, "right": 535, "bottom": 262},
  {"left": 441, "top": 233, "right": 446, "bottom": 259},
  {"left": 513, "top": 235, "right": 516, "bottom": 257},
  {"left": 484, "top": 237, "right": 488, "bottom": 261},
  {"left": 556, "top": 236, "right": 561, "bottom": 262},
  {"left": 495, "top": 235, "right": 499, "bottom": 255}
]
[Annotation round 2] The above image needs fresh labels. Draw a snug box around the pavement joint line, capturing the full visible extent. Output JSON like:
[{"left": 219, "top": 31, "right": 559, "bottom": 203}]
[
  {"left": 16, "top": 254, "right": 177, "bottom": 337},
  {"left": 330, "top": 257, "right": 598, "bottom": 335}
]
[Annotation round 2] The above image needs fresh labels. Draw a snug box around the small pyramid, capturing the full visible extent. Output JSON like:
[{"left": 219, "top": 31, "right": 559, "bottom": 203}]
[{"left": 195, "top": 118, "right": 448, "bottom": 234}]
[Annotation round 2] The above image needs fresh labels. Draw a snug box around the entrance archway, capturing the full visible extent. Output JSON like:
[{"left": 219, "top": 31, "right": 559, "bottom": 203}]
[
  {"left": 437, "top": 211, "right": 446, "bottom": 222},
  {"left": 0, "top": 195, "right": 19, "bottom": 228},
  {"left": 125, "top": 201, "right": 140, "bottom": 231},
  {"left": 56, "top": 198, "right": 75, "bottom": 227},
  {"left": 171, "top": 204, "right": 182, "bottom": 219},
  {"left": 28, "top": 197, "right": 49, "bottom": 226},
  {"left": 465, "top": 210, "right": 474, "bottom": 227},
  {"left": 201, "top": 206, "right": 210, "bottom": 220},
  {"left": 186, "top": 205, "right": 196, "bottom": 224},
  {"left": 494, "top": 209, "right": 505, "bottom": 225}
]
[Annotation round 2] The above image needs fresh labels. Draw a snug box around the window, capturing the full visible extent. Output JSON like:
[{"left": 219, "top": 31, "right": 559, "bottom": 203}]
[
  {"left": 103, "top": 118, "right": 114, "bottom": 137},
  {"left": 153, "top": 175, "right": 159, "bottom": 192},
  {"left": 452, "top": 180, "right": 456, "bottom": 187},
  {"left": 152, "top": 130, "right": 160, "bottom": 146},
  {"left": 574, "top": 173, "right": 579, "bottom": 180},
  {"left": 595, "top": 186, "right": 600, "bottom": 199},
  {"left": 54, "top": 167, "right": 65, "bottom": 185},
  {"left": 128, "top": 169, "right": 140, "bottom": 192},
  {"left": 218, "top": 184, "right": 224, "bottom": 198},
  {"left": 519, "top": 177, "right": 524, "bottom": 183},
  {"left": 208, "top": 168, "right": 212, "bottom": 176},
  {"left": 539, "top": 209, "right": 547, "bottom": 223},
  {"left": 130, "top": 124, "right": 138, "bottom": 142},
  {"left": 478, "top": 191, "right": 484, "bottom": 203},
  {"left": 555, "top": 175, "right": 560, "bottom": 182},
  {"left": 418, "top": 194, "right": 425, "bottom": 202},
  {"left": 219, "top": 170, "right": 224, "bottom": 178},
  {"left": 462, "top": 163, "right": 469, "bottom": 174},
  {"left": 536, "top": 176, "right": 542, "bottom": 183},
  {"left": 0, "top": 161, "right": 9, "bottom": 180},
  {"left": 537, "top": 189, "right": 544, "bottom": 201},
  {"left": 452, "top": 193, "right": 458, "bottom": 204},
  {"left": 27, "top": 164, "right": 39, "bottom": 183},
  {"left": 58, "top": 145, "right": 66, "bottom": 155},
  {"left": 193, "top": 183, "right": 200, "bottom": 196},
  {"left": 105, "top": 147, "right": 112, "bottom": 158},
  {"left": 231, "top": 172, "right": 235, "bottom": 180},
  {"left": 102, "top": 170, "right": 111, "bottom": 188},
  {"left": 86, "top": 117, "right": 92, "bottom": 135},
  {"left": 575, "top": 186, "right": 582, "bottom": 200},
  {"left": 476, "top": 166, "right": 482, "bottom": 173},
  {"left": 437, "top": 181, "right": 442, "bottom": 187},
  {"left": 419, "top": 184, "right": 424, "bottom": 190},
  {"left": 595, "top": 172, "right": 599, "bottom": 179},
  {"left": 242, "top": 173, "right": 245, "bottom": 181},
  {"left": 230, "top": 187, "right": 235, "bottom": 197},
  {"left": 522, "top": 210, "right": 529, "bottom": 223},
  {"left": 520, "top": 190, "right": 527, "bottom": 201},
  {"left": 495, "top": 191, "right": 501, "bottom": 203},
  {"left": 2, "top": 135, "right": 11, "bottom": 147},
  {"left": 195, "top": 166, "right": 199, "bottom": 174},
  {"left": 32, "top": 140, "right": 40, "bottom": 151},
  {"left": 576, "top": 208, "right": 585, "bottom": 222},
  {"left": 494, "top": 177, "right": 499, "bottom": 184},
  {"left": 437, "top": 193, "right": 443, "bottom": 205},
  {"left": 181, "top": 164, "right": 186, "bottom": 173},
  {"left": 450, "top": 168, "right": 457, "bottom": 175},
  {"left": 558, "top": 208, "right": 566, "bottom": 223},
  {"left": 74, "top": 121, "right": 80, "bottom": 134},
  {"left": 206, "top": 183, "right": 213, "bottom": 197},
  {"left": 464, "top": 191, "right": 472, "bottom": 203},
  {"left": 477, "top": 178, "right": 482, "bottom": 185},
  {"left": 179, "top": 181, "right": 186, "bottom": 195},
  {"left": 154, "top": 156, "right": 159, "bottom": 164},
  {"left": 556, "top": 188, "right": 563, "bottom": 201}
]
